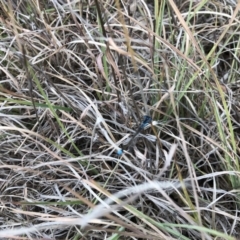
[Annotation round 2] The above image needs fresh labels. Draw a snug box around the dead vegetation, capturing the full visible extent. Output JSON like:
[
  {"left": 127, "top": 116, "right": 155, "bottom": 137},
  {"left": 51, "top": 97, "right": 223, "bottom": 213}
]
[{"left": 0, "top": 0, "right": 240, "bottom": 239}]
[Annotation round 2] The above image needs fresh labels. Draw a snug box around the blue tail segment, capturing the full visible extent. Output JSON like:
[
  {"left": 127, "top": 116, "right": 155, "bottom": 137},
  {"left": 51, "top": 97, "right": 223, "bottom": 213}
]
[{"left": 117, "top": 149, "right": 123, "bottom": 155}]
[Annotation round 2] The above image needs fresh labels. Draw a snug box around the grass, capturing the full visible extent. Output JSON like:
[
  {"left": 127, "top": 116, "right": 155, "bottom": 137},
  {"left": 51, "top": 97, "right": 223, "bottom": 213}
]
[{"left": 0, "top": 0, "right": 240, "bottom": 239}]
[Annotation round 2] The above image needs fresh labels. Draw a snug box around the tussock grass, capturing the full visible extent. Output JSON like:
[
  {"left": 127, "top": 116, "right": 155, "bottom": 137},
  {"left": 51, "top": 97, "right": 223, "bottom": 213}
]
[{"left": 0, "top": 0, "right": 240, "bottom": 239}]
